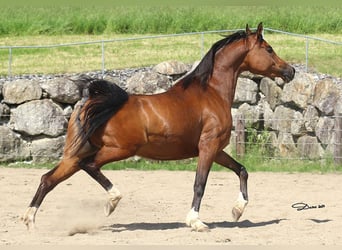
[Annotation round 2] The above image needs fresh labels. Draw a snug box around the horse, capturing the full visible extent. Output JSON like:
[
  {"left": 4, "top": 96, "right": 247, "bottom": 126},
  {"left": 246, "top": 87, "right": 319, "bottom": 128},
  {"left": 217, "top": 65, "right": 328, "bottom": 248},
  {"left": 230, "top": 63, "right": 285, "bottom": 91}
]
[{"left": 22, "top": 23, "right": 295, "bottom": 232}]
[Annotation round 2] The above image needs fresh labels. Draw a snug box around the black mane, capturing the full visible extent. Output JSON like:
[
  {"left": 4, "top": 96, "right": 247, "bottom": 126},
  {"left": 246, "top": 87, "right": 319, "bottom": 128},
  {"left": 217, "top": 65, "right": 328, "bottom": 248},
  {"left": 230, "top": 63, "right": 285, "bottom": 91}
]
[{"left": 182, "top": 30, "right": 248, "bottom": 89}]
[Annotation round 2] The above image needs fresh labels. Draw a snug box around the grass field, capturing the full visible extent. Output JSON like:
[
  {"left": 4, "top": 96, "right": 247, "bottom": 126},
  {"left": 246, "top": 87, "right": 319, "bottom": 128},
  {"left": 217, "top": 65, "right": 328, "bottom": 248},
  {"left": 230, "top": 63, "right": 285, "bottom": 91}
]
[
  {"left": 0, "top": 6, "right": 341, "bottom": 77},
  {"left": 1, "top": 32, "right": 341, "bottom": 77},
  {"left": 0, "top": 6, "right": 341, "bottom": 36}
]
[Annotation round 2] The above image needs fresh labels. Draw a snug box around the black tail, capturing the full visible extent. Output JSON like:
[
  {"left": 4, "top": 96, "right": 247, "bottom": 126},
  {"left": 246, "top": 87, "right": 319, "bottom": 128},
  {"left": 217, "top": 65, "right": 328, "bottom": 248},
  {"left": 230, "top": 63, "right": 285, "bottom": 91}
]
[{"left": 73, "top": 78, "right": 129, "bottom": 154}]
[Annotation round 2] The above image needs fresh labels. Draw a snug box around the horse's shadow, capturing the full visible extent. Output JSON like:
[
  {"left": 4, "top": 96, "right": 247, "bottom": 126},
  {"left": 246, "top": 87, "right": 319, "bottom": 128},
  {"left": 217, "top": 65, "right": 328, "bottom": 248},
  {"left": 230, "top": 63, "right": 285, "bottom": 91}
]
[{"left": 103, "top": 219, "right": 286, "bottom": 232}]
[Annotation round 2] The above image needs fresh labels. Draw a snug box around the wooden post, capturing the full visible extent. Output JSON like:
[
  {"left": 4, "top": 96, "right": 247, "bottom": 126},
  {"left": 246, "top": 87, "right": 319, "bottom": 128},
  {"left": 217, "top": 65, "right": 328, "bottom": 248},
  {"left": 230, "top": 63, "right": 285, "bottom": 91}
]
[
  {"left": 334, "top": 114, "right": 342, "bottom": 166},
  {"left": 235, "top": 114, "right": 245, "bottom": 158}
]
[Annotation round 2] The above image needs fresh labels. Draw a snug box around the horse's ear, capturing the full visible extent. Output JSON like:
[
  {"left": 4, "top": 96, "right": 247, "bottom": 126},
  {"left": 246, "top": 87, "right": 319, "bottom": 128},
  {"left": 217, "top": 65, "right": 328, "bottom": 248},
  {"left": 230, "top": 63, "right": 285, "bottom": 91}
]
[
  {"left": 246, "top": 24, "right": 251, "bottom": 35},
  {"left": 257, "top": 22, "right": 263, "bottom": 38}
]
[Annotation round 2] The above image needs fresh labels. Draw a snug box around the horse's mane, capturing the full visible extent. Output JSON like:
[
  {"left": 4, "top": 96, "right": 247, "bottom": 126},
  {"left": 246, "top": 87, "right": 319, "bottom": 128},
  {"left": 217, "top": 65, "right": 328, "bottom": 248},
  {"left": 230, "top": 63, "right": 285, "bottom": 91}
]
[{"left": 182, "top": 30, "right": 248, "bottom": 89}]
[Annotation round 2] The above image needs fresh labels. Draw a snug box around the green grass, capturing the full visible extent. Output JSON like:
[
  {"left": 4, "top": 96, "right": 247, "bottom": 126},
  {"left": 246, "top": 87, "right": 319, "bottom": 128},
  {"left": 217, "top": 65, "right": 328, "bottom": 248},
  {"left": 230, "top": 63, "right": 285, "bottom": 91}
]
[
  {"left": 1, "top": 6, "right": 341, "bottom": 77},
  {"left": 1, "top": 32, "right": 341, "bottom": 77},
  {"left": 0, "top": 6, "right": 341, "bottom": 36},
  {"left": 2, "top": 155, "right": 341, "bottom": 173}
]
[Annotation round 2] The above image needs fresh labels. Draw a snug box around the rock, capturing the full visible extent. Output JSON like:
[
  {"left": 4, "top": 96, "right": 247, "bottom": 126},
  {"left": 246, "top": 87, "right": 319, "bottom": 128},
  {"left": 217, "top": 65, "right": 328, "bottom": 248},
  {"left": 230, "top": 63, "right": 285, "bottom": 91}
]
[
  {"left": 276, "top": 132, "right": 296, "bottom": 157},
  {"left": 303, "top": 105, "right": 319, "bottom": 132},
  {"left": 291, "top": 111, "right": 305, "bottom": 136},
  {"left": 2, "top": 80, "right": 42, "bottom": 104},
  {"left": 313, "top": 78, "right": 340, "bottom": 115},
  {"left": 260, "top": 78, "right": 282, "bottom": 110},
  {"left": 31, "top": 136, "right": 65, "bottom": 162},
  {"left": 0, "top": 103, "right": 10, "bottom": 120},
  {"left": 257, "top": 99, "right": 273, "bottom": 129},
  {"left": 126, "top": 71, "right": 171, "bottom": 94},
  {"left": 334, "top": 96, "right": 342, "bottom": 115},
  {"left": 237, "top": 103, "right": 261, "bottom": 128},
  {"left": 280, "top": 72, "right": 315, "bottom": 110},
  {"left": 40, "top": 77, "right": 82, "bottom": 104},
  {"left": 9, "top": 99, "right": 67, "bottom": 136},
  {"left": 0, "top": 126, "right": 30, "bottom": 162},
  {"left": 297, "top": 135, "right": 324, "bottom": 160},
  {"left": 315, "top": 116, "right": 335, "bottom": 146},
  {"left": 234, "top": 78, "right": 258, "bottom": 104},
  {"left": 272, "top": 106, "right": 294, "bottom": 133},
  {"left": 153, "top": 60, "right": 188, "bottom": 76}
]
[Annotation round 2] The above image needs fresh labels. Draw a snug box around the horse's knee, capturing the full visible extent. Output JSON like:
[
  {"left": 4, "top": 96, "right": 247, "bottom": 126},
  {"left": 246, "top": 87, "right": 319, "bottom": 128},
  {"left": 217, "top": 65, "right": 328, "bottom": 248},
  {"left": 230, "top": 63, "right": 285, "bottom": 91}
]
[{"left": 240, "top": 166, "right": 248, "bottom": 180}]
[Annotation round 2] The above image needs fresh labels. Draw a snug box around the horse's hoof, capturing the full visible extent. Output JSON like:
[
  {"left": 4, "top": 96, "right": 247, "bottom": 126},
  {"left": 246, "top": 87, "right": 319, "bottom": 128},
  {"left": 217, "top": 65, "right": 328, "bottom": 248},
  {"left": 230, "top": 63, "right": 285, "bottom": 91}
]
[
  {"left": 187, "top": 218, "right": 210, "bottom": 232},
  {"left": 186, "top": 208, "right": 210, "bottom": 232},
  {"left": 191, "top": 220, "right": 210, "bottom": 232},
  {"left": 104, "top": 195, "right": 122, "bottom": 217},
  {"left": 232, "top": 206, "right": 243, "bottom": 222},
  {"left": 22, "top": 207, "right": 37, "bottom": 231}
]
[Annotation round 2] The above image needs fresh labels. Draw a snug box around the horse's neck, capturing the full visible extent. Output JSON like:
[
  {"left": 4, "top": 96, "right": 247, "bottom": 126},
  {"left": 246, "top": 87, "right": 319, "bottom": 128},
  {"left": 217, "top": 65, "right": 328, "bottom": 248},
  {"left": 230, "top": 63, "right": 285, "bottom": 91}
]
[{"left": 209, "top": 51, "right": 246, "bottom": 104}]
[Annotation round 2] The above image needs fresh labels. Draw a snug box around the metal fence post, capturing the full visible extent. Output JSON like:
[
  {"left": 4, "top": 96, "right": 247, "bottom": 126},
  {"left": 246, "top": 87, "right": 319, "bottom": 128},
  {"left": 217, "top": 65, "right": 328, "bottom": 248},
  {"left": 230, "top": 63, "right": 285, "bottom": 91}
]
[
  {"left": 8, "top": 47, "right": 12, "bottom": 80},
  {"left": 101, "top": 41, "right": 105, "bottom": 78},
  {"left": 305, "top": 37, "right": 309, "bottom": 73},
  {"left": 201, "top": 32, "right": 204, "bottom": 58}
]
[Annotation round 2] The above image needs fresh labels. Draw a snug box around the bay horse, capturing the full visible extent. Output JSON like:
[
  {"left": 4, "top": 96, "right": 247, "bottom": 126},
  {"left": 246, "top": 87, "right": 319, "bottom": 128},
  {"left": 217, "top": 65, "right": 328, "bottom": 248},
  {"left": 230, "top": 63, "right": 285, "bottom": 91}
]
[{"left": 22, "top": 23, "right": 295, "bottom": 232}]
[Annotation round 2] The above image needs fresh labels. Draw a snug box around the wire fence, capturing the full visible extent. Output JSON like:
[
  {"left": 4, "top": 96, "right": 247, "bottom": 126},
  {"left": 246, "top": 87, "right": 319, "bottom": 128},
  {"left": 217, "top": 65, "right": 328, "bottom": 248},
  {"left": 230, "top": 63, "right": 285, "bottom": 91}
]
[
  {"left": 0, "top": 114, "right": 341, "bottom": 166},
  {"left": 1, "top": 28, "right": 341, "bottom": 169},
  {"left": 1, "top": 27, "right": 341, "bottom": 79}
]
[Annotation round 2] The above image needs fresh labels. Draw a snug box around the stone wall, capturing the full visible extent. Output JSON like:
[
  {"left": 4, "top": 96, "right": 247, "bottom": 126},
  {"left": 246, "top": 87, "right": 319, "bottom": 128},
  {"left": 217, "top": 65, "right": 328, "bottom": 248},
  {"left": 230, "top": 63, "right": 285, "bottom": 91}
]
[{"left": 0, "top": 61, "right": 341, "bottom": 163}]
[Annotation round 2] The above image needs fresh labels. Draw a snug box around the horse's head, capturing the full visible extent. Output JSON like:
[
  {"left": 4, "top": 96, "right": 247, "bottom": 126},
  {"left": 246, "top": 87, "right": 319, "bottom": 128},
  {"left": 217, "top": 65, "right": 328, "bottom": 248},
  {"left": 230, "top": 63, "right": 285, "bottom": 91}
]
[{"left": 240, "top": 23, "right": 295, "bottom": 83}]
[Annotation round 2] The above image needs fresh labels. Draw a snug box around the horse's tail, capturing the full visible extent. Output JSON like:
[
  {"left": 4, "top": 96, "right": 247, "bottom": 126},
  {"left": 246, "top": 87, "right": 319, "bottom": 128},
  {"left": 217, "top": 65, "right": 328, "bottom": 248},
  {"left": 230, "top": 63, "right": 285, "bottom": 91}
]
[{"left": 66, "top": 78, "right": 129, "bottom": 157}]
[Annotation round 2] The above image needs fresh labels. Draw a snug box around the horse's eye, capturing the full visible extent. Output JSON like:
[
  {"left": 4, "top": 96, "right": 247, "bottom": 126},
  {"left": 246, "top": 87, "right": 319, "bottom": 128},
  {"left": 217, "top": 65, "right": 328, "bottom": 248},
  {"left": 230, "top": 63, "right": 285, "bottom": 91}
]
[{"left": 266, "top": 46, "right": 273, "bottom": 54}]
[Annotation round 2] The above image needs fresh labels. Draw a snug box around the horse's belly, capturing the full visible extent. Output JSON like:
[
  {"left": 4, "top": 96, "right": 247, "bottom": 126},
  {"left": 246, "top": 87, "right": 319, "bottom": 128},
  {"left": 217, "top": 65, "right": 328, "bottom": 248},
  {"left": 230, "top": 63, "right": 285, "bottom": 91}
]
[{"left": 136, "top": 137, "right": 198, "bottom": 160}]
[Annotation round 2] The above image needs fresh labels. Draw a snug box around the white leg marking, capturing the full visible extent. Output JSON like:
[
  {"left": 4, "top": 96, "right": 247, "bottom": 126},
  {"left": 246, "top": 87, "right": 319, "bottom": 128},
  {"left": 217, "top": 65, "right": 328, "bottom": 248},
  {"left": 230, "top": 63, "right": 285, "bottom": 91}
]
[
  {"left": 104, "top": 186, "right": 122, "bottom": 217},
  {"left": 185, "top": 207, "right": 209, "bottom": 232},
  {"left": 232, "top": 192, "right": 248, "bottom": 222},
  {"left": 22, "top": 207, "right": 37, "bottom": 231}
]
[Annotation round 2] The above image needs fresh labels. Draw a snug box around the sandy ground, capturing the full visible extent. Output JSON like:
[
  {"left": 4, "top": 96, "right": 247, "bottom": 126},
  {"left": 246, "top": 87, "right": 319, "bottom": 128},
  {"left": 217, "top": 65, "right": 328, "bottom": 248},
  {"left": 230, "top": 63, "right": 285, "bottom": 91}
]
[{"left": 0, "top": 167, "right": 341, "bottom": 246}]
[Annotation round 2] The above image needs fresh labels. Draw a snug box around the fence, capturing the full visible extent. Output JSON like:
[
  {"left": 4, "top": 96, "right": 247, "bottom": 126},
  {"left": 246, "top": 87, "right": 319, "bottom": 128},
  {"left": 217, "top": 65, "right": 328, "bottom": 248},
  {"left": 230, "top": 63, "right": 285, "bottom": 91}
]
[
  {"left": 1, "top": 27, "right": 342, "bottom": 79},
  {"left": 234, "top": 115, "right": 342, "bottom": 166},
  {"left": 1, "top": 28, "right": 342, "bottom": 169}
]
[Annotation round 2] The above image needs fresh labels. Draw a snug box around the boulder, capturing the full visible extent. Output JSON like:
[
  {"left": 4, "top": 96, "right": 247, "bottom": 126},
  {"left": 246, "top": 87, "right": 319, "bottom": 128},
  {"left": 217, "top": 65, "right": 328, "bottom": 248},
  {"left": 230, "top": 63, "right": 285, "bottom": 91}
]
[
  {"left": 313, "top": 78, "right": 340, "bottom": 115},
  {"left": 315, "top": 116, "right": 335, "bottom": 146},
  {"left": 303, "top": 105, "right": 319, "bottom": 133},
  {"left": 297, "top": 135, "right": 324, "bottom": 160},
  {"left": 237, "top": 103, "right": 261, "bottom": 128},
  {"left": 291, "top": 111, "right": 306, "bottom": 136},
  {"left": 153, "top": 60, "right": 188, "bottom": 76},
  {"left": 257, "top": 99, "right": 273, "bottom": 129},
  {"left": 272, "top": 106, "right": 295, "bottom": 133},
  {"left": 234, "top": 78, "right": 258, "bottom": 105},
  {"left": 260, "top": 78, "right": 282, "bottom": 110},
  {"left": 2, "top": 80, "right": 42, "bottom": 104},
  {"left": 40, "top": 77, "right": 82, "bottom": 104},
  {"left": 276, "top": 132, "right": 297, "bottom": 157},
  {"left": 0, "top": 103, "right": 10, "bottom": 120},
  {"left": 280, "top": 72, "right": 315, "bottom": 110},
  {"left": 0, "top": 126, "right": 30, "bottom": 162},
  {"left": 10, "top": 99, "right": 67, "bottom": 136},
  {"left": 31, "top": 136, "right": 65, "bottom": 162},
  {"left": 126, "top": 71, "right": 171, "bottom": 94}
]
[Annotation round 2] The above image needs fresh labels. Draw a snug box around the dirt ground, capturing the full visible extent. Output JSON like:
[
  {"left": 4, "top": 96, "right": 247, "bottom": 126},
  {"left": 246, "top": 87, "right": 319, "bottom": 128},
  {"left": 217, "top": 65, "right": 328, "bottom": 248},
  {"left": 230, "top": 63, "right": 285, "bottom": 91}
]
[{"left": 0, "top": 167, "right": 341, "bottom": 246}]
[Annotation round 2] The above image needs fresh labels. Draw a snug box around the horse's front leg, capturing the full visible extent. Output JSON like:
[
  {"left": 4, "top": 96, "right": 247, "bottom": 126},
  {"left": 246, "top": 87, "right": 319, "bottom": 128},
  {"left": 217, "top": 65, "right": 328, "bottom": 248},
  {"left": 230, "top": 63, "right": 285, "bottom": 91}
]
[
  {"left": 186, "top": 143, "right": 217, "bottom": 232},
  {"left": 215, "top": 150, "right": 248, "bottom": 221}
]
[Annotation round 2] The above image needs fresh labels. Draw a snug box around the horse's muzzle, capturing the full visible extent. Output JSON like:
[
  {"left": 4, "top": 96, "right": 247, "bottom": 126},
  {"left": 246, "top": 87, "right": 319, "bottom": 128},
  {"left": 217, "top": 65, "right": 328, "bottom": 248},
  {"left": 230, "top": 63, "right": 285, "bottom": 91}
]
[{"left": 282, "top": 66, "right": 295, "bottom": 83}]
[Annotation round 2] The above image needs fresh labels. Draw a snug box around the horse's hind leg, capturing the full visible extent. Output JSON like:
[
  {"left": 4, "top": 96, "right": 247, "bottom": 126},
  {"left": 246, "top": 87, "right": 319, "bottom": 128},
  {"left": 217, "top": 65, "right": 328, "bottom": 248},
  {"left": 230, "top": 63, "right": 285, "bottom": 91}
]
[
  {"left": 79, "top": 156, "right": 122, "bottom": 217},
  {"left": 22, "top": 158, "right": 80, "bottom": 230},
  {"left": 215, "top": 150, "right": 248, "bottom": 222}
]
